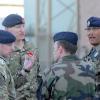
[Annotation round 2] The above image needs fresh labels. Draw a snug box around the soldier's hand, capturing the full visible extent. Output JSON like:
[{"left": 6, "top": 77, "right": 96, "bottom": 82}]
[{"left": 23, "top": 51, "right": 37, "bottom": 71}]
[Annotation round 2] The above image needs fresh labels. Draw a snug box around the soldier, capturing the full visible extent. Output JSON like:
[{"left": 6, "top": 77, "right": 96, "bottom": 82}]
[
  {"left": 84, "top": 16, "right": 100, "bottom": 99},
  {"left": 41, "top": 32, "right": 95, "bottom": 100},
  {"left": 2, "top": 14, "right": 39, "bottom": 100},
  {"left": 0, "top": 30, "right": 16, "bottom": 100}
]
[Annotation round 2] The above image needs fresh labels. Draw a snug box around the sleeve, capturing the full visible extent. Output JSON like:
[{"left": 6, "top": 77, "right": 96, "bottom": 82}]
[
  {"left": 14, "top": 73, "right": 28, "bottom": 89},
  {"left": 16, "top": 63, "right": 39, "bottom": 99},
  {"left": 42, "top": 66, "right": 68, "bottom": 100},
  {"left": 0, "top": 72, "right": 9, "bottom": 100},
  {"left": 15, "top": 57, "right": 39, "bottom": 99},
  {"left": 9, "top": 53, "right": 28, "bottom": 89},
  {"left": 41, "top": 67, "right": 55, "bottom": 99}
]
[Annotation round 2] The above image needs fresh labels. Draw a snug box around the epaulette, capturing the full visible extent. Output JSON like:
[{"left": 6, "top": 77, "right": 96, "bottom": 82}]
[
  {"left": 90, "top": 49, "right": 100, "bottom": 61},
  {"left": 85, "top": 48, "right": 100, "bottom": 62}
]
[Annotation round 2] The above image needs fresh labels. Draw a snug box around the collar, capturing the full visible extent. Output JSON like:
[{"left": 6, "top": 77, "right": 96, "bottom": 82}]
[
  {"left": 58, "top": 55, "right": 79, "bottom": 63},
  {"left": 95, "top": 45, "right": 100, "bottom": 52}
]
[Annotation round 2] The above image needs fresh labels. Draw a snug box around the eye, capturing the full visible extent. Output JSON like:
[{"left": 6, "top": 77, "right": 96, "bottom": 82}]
[
  {"left": 6, "top": 43, "right": 12, "bottom": 46},
  {"left": 14, "top": 24, "right": 23, "bottom": 28}
]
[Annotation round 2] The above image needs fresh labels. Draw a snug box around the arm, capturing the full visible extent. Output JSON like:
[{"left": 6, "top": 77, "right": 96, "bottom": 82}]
[
  {"left": 15, "top": 51, "right": 37, "bottom": 88},
  {"left": 0, "top": 73, "right": 9, "bottom": 100}
]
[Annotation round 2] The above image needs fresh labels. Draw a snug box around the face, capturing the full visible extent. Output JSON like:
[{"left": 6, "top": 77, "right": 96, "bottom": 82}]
[
  {"left": 87, "top": 27, "right": 100, "bottom": 46},
  {"left": 0, "top": 43, "right": 14, "bottom": 58},
  {"left": 53, "top": 41, "right": 62, "bottom": 61},
  {"left": 6, "top": 24, "right": 25, "bottom": 41}
]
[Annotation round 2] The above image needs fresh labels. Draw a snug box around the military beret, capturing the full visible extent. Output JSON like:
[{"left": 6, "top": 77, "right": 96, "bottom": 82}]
[
  {"left": 53, "top": 31, "right": 78, "bottom": 45},
  {"left": 0, "top": 30, "right": 16, "bottom": 44},
  {"left": 86, "top": 16, "right": 100, "bottom": 28},
  {"left": 2, "top": 14, "right": 24, "bottom": 27}
]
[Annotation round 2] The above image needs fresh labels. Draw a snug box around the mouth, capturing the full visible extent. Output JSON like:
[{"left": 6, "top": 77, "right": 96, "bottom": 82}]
[
  {"left": 20, "top": 33, "right": 25, "bottom": 35},
  {"left": 89, "top": 37, "right": 95, "bottom": 39}
]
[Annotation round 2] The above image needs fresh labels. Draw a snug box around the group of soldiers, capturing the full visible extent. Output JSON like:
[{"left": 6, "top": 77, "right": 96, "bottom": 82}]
[
  {"left": 0, "top": 14, "right": 100, "bottom": 100},
  {"left": 0, "top": 14, "right": 39, "bottom": 100}
]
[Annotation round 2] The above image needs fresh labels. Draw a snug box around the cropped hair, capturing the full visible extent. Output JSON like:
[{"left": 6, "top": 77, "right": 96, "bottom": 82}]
[{"left": 57, "top": 40, "right": 77, "bottom": 54}]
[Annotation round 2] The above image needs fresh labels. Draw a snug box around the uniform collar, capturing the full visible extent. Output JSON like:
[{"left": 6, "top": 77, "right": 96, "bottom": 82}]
[
  {"left": 58, "top": 55, "right": 79, "bottom": 63},
  {"left": 95, "top": 45, "right": 100, "bottom": 52}
]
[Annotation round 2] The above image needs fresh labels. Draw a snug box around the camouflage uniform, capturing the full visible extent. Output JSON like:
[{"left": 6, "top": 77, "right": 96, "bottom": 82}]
[
  {"left": 84, "top": 45, "right": 100, "bottom": 98},
  {"left": 42, "top": 55, "right": 95, "bottom": 100},
  {"left": 9, "top": 41, "right": 39, "bottom": 100},
  {"left": 0, "top": 56, "right": 16, "bottom": 100}
]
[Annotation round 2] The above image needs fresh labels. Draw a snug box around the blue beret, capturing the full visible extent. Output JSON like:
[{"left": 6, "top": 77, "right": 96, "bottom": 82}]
[
  {"left": 87, "top": 16, "right": 100, "bottom": 27},
  {"left": 53, "top": 32, "right": 78, "bottom": 45},
  {"left": 2, "top": 14, "right": 24, "bottom": 27},
  {"left": 0, "top": 30, "right": 16, "bottom": 44}
]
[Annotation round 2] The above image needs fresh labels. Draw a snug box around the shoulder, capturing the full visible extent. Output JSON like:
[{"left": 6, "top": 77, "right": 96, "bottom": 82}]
[
  {"left": 0, "top": 57, "right": 7, "bottom": 79},
  {"left": 52, "top": 59, "right": 80, "bottom": 70},
  {"left": 24, "top": 41, "right": 34, "bottom": 50},
  {"left": 51, "top": 62, "right": 71, "bottom": 77},
  {"left": 84, "top": 48, "right": 99, "bottom": 62}
]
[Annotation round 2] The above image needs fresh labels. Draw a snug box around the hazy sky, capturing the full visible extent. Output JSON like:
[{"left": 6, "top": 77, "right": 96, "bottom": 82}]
[
  {"left": 0, "top": 0, "right": 24, "bottom": 18},
  {"left": 0, "top": 0, "right": 23, "bottom": 4}
]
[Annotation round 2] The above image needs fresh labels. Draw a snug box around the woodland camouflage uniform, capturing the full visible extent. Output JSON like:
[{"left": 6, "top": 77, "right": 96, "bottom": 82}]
[{"left": 9, "top": 42, "right": 39, "bottom": 100}]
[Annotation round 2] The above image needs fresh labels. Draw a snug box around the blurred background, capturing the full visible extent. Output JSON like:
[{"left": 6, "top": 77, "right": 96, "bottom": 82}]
[{"left": 0, "top": 0, "right": 100, "bottom": 71}]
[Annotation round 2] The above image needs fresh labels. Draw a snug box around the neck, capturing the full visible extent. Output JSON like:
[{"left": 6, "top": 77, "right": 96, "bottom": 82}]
[
  {"left": 56, "top": 52, "right": 71, "bottom": 63},
  {"left": 92, "top": 44, "right": 100, "bottom": 47},
  {"left": 60, "top": 52, "right": 71, "bottom": 58},
  {"left": 60, "top": 51, "right": 71, "bottom": 58},
  {"left": 14, "top": 40, "right": 24, "bottom": 50}
]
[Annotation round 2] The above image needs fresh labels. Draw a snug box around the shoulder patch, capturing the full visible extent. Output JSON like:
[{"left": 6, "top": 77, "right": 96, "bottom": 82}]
[{"left": 0, "top": 58, "right": 5, "bottom": 65}]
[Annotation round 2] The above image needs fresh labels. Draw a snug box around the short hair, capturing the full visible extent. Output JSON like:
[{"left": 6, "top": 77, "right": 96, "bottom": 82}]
[{"left": 57, "top": 40, "right": 77, "bottom": 54}]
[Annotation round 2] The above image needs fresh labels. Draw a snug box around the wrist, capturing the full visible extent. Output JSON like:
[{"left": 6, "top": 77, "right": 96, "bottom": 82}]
[
  {"left": 20, "top": 69, "right": 27, "bottom": 76},
  {"left": 20, "top": 68, "right": 30, "bottom": 76},
  {"left": 23, "top": 68, "right": 30, "bottom": 73}
]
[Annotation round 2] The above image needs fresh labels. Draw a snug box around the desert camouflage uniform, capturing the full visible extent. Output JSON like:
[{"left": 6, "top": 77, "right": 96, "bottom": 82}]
[
  {"left": 84, "top": 45, "right": 100, "bottom": 99},
  {"left": 9, "top": 41, "right": 39, "bottom": 100},
  {"left": 0, "top": 56, "right": 16, "bottom": 100},
  {"left": 42, "top": 55, "right": 95, "bottom": 100}
]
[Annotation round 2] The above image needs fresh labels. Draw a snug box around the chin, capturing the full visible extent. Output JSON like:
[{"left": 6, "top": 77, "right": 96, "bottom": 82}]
[
  {"left": 20, "top": 38, "right": 25, "bottom": 40},
  {"left": 91, "top": 43, "right": 99, "bottom": 46}
]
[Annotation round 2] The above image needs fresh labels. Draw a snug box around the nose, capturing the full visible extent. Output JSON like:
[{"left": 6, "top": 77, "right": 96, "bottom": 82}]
[{"left": 87, "top": 29, "right": 94, "bottom": 37}]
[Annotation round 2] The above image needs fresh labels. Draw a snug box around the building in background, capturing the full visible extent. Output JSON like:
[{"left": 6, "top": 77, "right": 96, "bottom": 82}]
[
  {"left": 24, "top": 0, "right": 78, "bottom": 71},
  {"left": 0, "top": 0, "right": 100, "bottom": 71}
]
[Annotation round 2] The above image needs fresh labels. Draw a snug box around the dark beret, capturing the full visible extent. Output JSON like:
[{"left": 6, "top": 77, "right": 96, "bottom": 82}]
[
  {"left": 2, "top": 14, "right": 24, "bottom": 27},
  {"left": 86, "top": 16, "right": 100, "bottom": 28},
  {"left": 53, "top": 31, "right": 78, "bottom": 45},
  {"left": 0, "top": 30, "right": 16, "bottom": 44}
]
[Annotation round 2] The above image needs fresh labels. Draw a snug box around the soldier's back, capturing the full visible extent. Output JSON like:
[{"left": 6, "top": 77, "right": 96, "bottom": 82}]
[{"left": 43, "top": 55, "right": 95, "bottom": 100}]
